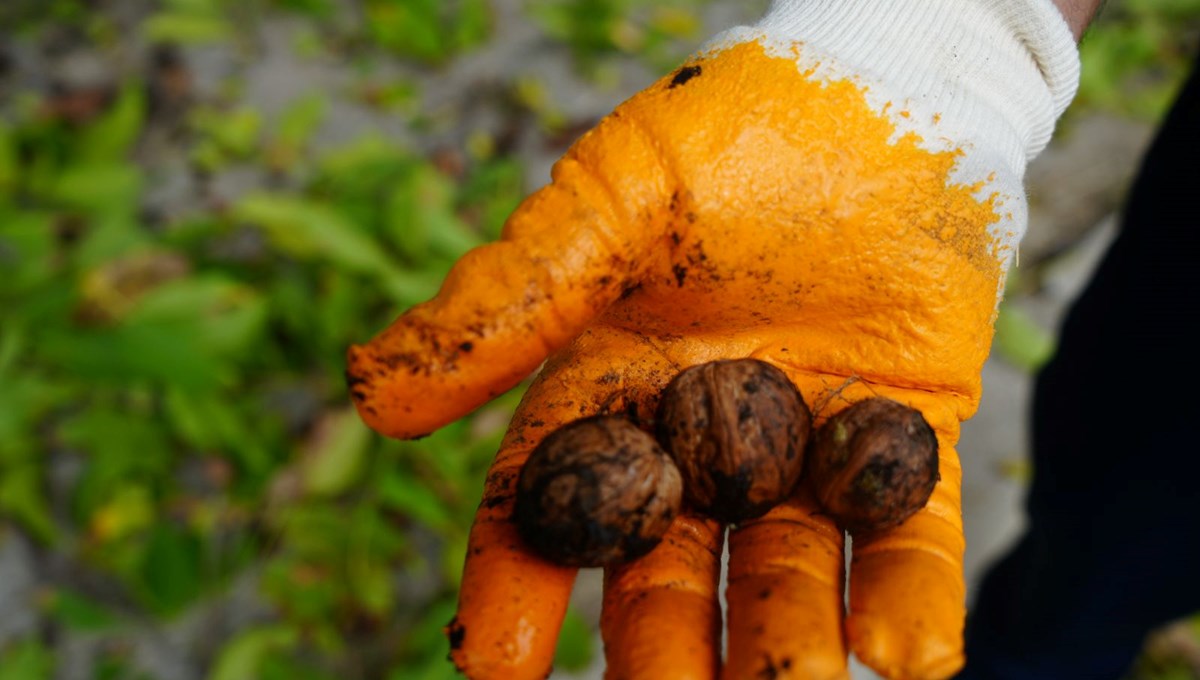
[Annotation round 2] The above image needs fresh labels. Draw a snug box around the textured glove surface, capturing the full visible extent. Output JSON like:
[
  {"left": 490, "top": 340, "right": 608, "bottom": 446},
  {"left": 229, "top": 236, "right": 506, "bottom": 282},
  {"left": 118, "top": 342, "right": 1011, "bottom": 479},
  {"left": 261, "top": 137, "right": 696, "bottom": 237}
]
[{"left": 347, "top": 4, "right": 1080, "bottom": 678}]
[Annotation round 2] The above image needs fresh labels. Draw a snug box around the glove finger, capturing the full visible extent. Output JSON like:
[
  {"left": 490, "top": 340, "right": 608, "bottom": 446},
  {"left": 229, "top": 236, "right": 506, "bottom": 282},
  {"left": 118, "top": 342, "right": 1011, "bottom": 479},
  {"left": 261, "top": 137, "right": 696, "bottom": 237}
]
[
  {"left": 846, "top": 405, "right": 966, "bottom": 680},
  {"left": 601, "top": 513, "right": 725, "bottom": 680},
  {"left": 723, "top": 487, "right": 848, "bottom": 680},
  {"left": 449, "top": 411, "right": 578, "bottom": 679},
  {"left": 347, "top": 107, "right": 671, "bottom": 441},
  {"left": 451, "top": 326, "right": 684, "bottom": 679}
]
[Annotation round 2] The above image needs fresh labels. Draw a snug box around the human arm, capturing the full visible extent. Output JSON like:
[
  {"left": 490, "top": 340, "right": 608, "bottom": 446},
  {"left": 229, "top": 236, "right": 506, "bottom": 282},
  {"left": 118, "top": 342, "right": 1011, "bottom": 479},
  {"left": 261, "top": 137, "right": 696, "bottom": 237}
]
[{"left": 1053, "top": 0, "right": 1106, "bottom": 40}]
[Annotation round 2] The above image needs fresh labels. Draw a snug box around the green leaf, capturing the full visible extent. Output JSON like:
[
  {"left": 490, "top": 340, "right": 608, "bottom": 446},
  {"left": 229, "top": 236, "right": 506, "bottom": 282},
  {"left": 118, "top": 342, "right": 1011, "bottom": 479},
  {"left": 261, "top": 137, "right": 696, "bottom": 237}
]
[
  {"left": 346, "top": 506, "right": 408, "bottom": 607},
  {"left": 366, "top": 0, "right": 447, "bottom": 62},
  {"left": 271, "top": 504, "right": 351, "bottom": 560},
  {"left": 261, "top": 556, "right": 342, "bottom": 622},
  {"left": 191, "top": 107, "right": 262, "bottom": 159},
  {"left": 162, "top": 390, "right": 218, "bottom": 455},
  {"left": 384, "top": 177, "right": 431, "bottom": 260},
  {"left": 262, "top": 271, "right": 315, "bottom": 342},
  {"left": 440, "top": 530, "right": 469, "bottom": 587},
  {"left": 143, "top": 12, "right": 234, "bottom": 44},
  {"left": 453, "top": 0, "right": 491, "bottom": 50},
  {"left": 77, "top": 84, "right": 146, "bottom": 163},
  {"left": 391, "top": 654, "right": 460, "bottom": 680},
  {"left": 86, "top": 484, "right": 156, "bottom": 547},
  {"left": 209, "top": 625, "right": 299, "bottom": 680},
  {"left": 347, "top": 548, "right": 394, "bottom": 617},
  {"left": 127, "top": 275, "right": 269, "bottom": 360},
  {"left": 0, "top": 122, "right": 15, "bottom": 196},
  {"left": 59, "top": 409, "right": 173, "bottom": 473},
  {"left": 59, "top": 410, "right": 173, "bottom": 521},
  {"left": 43, "top": 589, "right": 118, "bottom": 631},
  {"left": 554, "top": 607, "right": 595, "bottom": 671},
  {"left": 299, "top": 410, "right": 372, "bottom": 498},
  {"left": 163, "top": 389, "right": 274, "bottom": 477},
  {"left": 234, "top": 193, "right": 388, "bottom": 270},
  {"left": 140, "top": 522, "right": 204, "bottom": 615},
  {"left": 274, "top": 95, "right": 327, "bottom": 152},
  {"left": 993, "top": 304, "right": 1056, "bottom": 372},
  {"left": 234, "top": 193, "right": 436, "bottom": 303},
  {"left": 38, "top": 321, "right": 227, "bottom": 391},
  {"left": 72, "top": 212, "right": 149, "bottom": 269},
  {"left": 190, "top": 139, "right": 227, "bottom": 173},
  {"left": 273, "top": 0, "right": 335, "bottom": 17},
  {"left": 1073, "top": 4, "right": 1200, "bottom": 121},
  {"left": 377, "top": 469, "right": 454, "bottom": 530},
  {"left": 458, "top": 157, "right": 524, "bottom": 239},
  {"left": 91, "top": 648, "right": 147, "bottom": 680},
  {"left": 312, "top": 272, "right": 372, "bottom": 359},
  {"left": 0, "top": 325, "right": 21, "bottom": 378},
  {"left": 0, "top": 464, "right": 57, "bottom": 542},
  {"left": 0, "top": 374, "right": 68, "bottom": 452},
  {"left": 403, "top": 597, "right": 458, "bottom": 658},
  {"left": 0, "top": 210, "right": 57, "bottom": 296},
  {"left": 528, "top": 0, "right": 623, "bottom": 64},
  {"left": 162, "top": 0, "right": 223, "bottom": 11},
  {"left": 260, "top": 655, "right": 340, "bottom": 680},
  {"left": 44, "top": 163, "right": 143, "bottom": 214},
  {"left": 0, "top": 640, "right": 53, "bottom": 680},
  {"left": 316, "top": 134, "right": 412, "bottom": 180},
  {"left": 385, "top": 166, "right": 482, "bottom": 262}
]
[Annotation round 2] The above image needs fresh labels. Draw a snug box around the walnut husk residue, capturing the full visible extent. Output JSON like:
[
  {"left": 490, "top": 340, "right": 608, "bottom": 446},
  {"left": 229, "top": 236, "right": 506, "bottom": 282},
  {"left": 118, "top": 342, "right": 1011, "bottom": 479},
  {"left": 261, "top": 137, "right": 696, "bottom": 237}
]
[
  {"left": 655, "top": 359, "right": 811, "bottom": 523},
  {"left": 514, "top": 415, "right": 683, "bottom": 567},
  {"left": 807, "top": 397, "right": 939, "bottom": 533}
]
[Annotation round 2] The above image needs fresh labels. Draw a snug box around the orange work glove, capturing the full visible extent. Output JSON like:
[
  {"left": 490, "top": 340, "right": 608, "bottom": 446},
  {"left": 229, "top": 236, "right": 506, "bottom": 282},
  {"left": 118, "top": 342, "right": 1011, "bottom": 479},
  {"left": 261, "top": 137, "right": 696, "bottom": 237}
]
[{"left": 347, "top": 2, "right": 1080, "bottom": 678}]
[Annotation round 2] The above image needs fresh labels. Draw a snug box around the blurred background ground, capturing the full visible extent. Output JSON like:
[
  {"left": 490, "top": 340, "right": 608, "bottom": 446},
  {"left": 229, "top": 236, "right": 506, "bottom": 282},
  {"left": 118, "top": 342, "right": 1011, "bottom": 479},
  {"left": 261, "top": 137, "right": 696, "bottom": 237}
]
[{"left": 1, "top": 1, "right": 1198, "bottom": 679}]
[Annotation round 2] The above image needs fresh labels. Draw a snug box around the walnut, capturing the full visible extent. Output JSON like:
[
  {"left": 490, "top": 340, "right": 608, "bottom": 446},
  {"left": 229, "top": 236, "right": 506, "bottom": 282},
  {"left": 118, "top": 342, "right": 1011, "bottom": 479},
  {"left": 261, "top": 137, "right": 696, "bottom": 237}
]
[
  {"left": 655, "top": 359, "right": 811, "bottom": 523},
  {"left": 514, "top": 415, "right": 682, "bottom": 567},
  {"left": 807, "top": 398, "right": 939, "bottom": 533}
]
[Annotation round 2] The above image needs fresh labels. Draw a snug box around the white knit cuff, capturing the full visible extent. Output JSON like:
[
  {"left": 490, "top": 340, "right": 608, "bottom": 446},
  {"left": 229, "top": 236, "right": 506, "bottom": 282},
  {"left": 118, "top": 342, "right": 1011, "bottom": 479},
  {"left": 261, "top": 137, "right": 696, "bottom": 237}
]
[{"left": 705, "top": 0, "right": 1080, "bottom": 178}]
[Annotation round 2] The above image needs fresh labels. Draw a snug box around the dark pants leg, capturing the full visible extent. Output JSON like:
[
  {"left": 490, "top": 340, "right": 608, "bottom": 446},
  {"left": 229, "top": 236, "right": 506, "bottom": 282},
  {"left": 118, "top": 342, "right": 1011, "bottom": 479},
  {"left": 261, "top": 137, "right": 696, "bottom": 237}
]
[{"left": 959, "top": 56, "right": 1200, "bottom": 680}]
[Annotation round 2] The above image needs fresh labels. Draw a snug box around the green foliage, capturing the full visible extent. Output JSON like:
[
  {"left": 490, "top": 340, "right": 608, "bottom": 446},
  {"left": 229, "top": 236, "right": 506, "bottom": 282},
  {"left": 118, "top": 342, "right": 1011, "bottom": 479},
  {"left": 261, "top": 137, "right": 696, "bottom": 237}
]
[
  {"left": 190, "top": 106, "right": 264, "bottom": 171},
  {"left": 0, "top": 4, "right": 528, "bottom": 675},
  {"left": 143, "top": 0, "right": 238, "bottom": 45},
  {"left": 209, "top": 625, "right": 300, "bottom": 680},
  {"left": 0, "top": 0, "right": 91, "bottom": 32},
  {"left": 43, "top": 589, "right": 118, "bottom": 631},
  {"left": 0, "top": 640, "right": 54, "bottom": 680},
  {"left": 993, "top": 303, "right": 1057, "bottom": 373},
  {"left": 554, "top": 608, "right": 597, "bottom": 671},
  {"left": 267, "top": 95, "right": 328, "bottom": 172},
  {"left": 1076, "top": 0, "right": 1200, "bottom": 120},
  {"left": 268, "top": 0, "right": 494, "bottom": 63},
  {"left": 1124, "top": 613, "right": 1200, "bottom": 679},
  {"left": 363, "top": 0, "right": 492, "bottom": 63},
  {"left": 527, "top": 0, "right": 707, "bottom": 77},
  {"left": 272, "top": 0, "right": 335, "bottom": 17}
]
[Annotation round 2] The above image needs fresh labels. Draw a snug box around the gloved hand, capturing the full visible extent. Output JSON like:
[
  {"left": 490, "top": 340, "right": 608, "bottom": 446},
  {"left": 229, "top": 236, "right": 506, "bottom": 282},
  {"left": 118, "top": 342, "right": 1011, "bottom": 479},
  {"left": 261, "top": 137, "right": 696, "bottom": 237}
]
[{"left": 346, "top": 1, "right": 1079, "bottom": 678}]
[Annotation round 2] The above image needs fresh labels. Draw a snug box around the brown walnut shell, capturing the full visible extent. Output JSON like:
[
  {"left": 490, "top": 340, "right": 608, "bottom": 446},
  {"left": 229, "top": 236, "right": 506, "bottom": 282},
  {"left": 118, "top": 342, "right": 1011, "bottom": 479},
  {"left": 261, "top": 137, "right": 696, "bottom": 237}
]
[
  {"left": 807, "top": 397, "right": 939, "bottom": 533},
  {"left": 514, "top": 415, "right": 683, "bottom": 567},
  {"left": 655, "top": 359, "right": 811, "bottom": 523}
]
